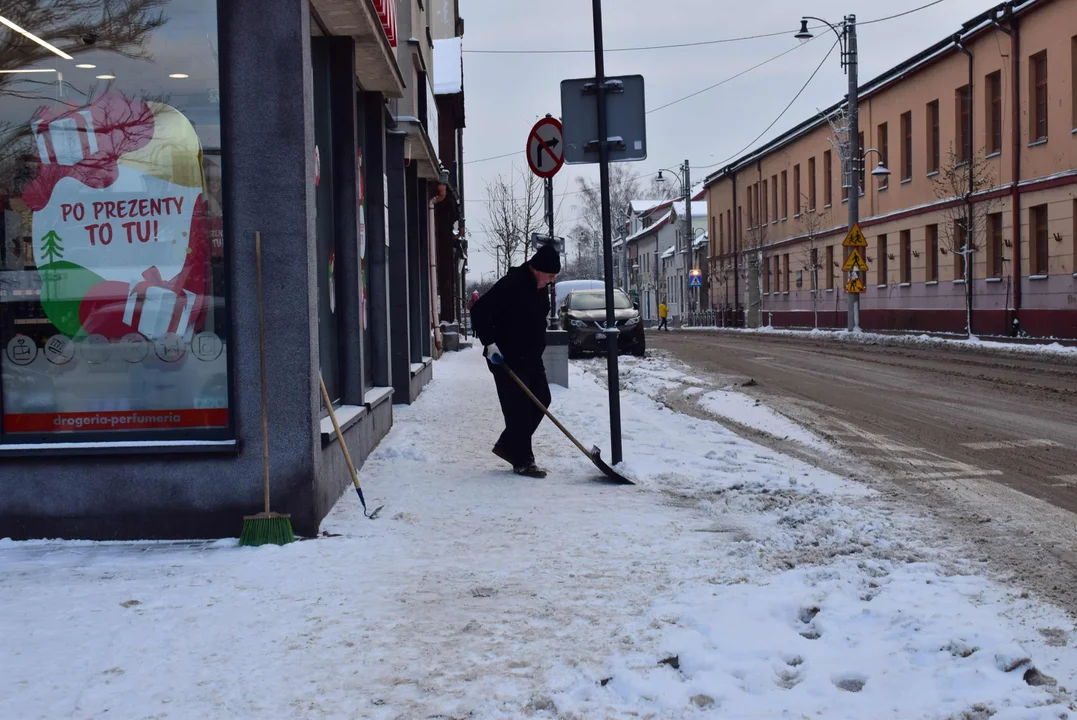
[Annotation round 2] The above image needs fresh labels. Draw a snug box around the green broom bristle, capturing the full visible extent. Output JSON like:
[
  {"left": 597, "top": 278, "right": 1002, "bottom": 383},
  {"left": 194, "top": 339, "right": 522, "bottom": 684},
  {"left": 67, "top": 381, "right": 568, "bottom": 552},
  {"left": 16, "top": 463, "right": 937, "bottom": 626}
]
[{"left": 238, "top": 515, "right": 295, "bottom": 547}]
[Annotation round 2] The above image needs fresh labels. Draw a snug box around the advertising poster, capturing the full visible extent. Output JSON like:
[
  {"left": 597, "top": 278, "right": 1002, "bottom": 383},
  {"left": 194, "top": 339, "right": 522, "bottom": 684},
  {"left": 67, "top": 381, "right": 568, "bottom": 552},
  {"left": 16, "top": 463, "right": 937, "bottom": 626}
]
[{"left": 1, "top": 92, "right": 228, "bottom": 436}]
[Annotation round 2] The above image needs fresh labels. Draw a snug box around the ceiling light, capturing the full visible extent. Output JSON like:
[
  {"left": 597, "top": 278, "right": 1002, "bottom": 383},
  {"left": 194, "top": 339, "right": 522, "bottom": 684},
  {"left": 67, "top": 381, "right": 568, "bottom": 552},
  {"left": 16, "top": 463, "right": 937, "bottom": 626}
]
[
  {"left": 168, "top": 73, "right": 189, "bottom": 79},
  {"left": 0, "top": 14, "right": 74, "bottom": 60},
  {"left": 96, "top": 74, "right": 116, "bottom": 80},
  {"left": 75, "top": 63, "right": 96, "bottom": 69},
  {"left": 0, "top": 68, "right": 57, "bottom": 74}
]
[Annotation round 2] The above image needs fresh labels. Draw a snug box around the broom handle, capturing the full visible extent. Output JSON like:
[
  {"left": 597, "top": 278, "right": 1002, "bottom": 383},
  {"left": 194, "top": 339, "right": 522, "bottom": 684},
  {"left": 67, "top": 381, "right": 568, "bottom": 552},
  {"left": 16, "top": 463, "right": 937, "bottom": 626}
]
[
  {"left": 502, "top": 365, "right": 591, "bottom": 457},
  {"left": 256, "top": 231, "right": 270, "bottom": 515},
  {"left": 319, "top": 376, "right": 363, "bottom": 491}
]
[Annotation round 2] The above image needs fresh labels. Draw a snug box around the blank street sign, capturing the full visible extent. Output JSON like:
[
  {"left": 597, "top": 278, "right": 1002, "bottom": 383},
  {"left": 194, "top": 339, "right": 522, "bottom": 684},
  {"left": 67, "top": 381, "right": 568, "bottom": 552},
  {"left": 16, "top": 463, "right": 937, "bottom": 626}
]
[{"left": 560, "top": 74, "right": 647, "bottom": 165}]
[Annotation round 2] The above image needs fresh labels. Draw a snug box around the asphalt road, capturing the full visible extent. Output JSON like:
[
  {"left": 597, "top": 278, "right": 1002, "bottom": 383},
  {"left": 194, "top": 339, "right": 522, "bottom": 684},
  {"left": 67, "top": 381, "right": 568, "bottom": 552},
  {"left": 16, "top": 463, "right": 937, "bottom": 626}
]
[{"left": 647, "top": 330, "right": 1077, "bottom": 612}]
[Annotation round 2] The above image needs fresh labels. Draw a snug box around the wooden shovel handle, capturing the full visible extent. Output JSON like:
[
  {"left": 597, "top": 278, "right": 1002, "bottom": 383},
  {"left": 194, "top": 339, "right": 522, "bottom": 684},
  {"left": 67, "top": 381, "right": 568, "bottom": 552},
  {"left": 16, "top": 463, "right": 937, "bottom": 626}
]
[{"left": 501, "top": 364, "right": 592, "bottom": 458}]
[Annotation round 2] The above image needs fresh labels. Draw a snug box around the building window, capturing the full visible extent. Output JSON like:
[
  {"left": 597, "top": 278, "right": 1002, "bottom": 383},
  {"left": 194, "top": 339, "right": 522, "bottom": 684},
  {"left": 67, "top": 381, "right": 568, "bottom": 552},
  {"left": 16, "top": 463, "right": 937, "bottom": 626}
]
[
  {"left": 772, "top": 255, "right": 780, "bottom": 292},
  {"left": 763, "top": 254, "right": 770, "bottom": 293},
  {"left": 747, "top": 186, "right": 754, "bottom": 228},
  {"left": 1031, "top": 204, "right": 1049, "bottom": 275},
  {"left": 1072, "top": 37, "right": 1077, "bottom": 130},
  {"left": 771, "top": 175, "right": 778, "bottom": 222},
  {"left": 793, "top": 165, "right": 801, "bottom": 215},
  {"left": 738, "top": 207, "right": 743, "bottom": 242},
  {"left": 986, "top": 71, "right": 1002, "bottom": 154},
  {"left": 877, "top": 122, "right": 888, "bottom": 188},
  {"left": 901, "top": 111, "right": 913, "bottom": 181},
  {"left": 988, "top": 213, "right": 1004, "bottom": 278},
  {"left": 810, "top": 249, "right": 819, "bottom": 290},
  {"left": 1030, "top": 51, "right": 1048, "bottom": 142},
  {"left": 762, "top": 179, "right": 769, "bottom": 224},
  {"left": 718, "top": 214, "right": 725, "bottom": 255},
  {"left": 823, "top": 150, "right": 833, "bottom": 206},
  {"left": 728, "top": 210, "right": 733, "bottom": 249},
  {"left": 826, "top": 246, "right": 834, "bottom": 290},
  {"left": 1073, "top": 199, "right": 1077, "bottom": 271},
  {"left": 877, "top": 235, "right": 888, "bottom": 285},
  {"left": 954, "top": 220, "right": 968, "bottom": 279},
  {"left": 927, "top": 99, "right": 940, "bottom": 173},
  {"left": 781, "top": 171, "right": 789, "bottom": 218},
  {"left": 956, "top": 85, "right": 971, "bottom": 163},
  {"left": 808, "top": 157, "right": 817, "bottom": 210},
  {"left": 900, "top": 230, "right": 912, "bottom": 284},
  {"left": 783, "top": 253, "right": 790, "bottom": 292},
  {"left": 926, "top": 224, "right": 939, "bottom": 281},
  {"left": 0, "top": 0, "right": 230, "bottom": 443}
]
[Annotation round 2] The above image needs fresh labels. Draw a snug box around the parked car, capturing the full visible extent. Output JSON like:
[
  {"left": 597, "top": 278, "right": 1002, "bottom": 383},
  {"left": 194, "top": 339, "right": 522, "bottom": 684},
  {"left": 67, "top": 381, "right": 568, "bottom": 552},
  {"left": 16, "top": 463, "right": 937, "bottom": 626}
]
[
  {"left": 560, "top": 288, "right": 645, "bottom": 358},
  {"left": 552, "top": 279, "right": 604, "bottom": 319}
]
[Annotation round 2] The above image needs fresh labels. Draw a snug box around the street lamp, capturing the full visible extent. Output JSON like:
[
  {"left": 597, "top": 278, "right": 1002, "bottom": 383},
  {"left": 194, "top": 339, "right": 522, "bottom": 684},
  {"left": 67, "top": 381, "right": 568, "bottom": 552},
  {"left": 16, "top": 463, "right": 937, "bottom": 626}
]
[
  {"left": 655, "top": 161, "right": 694, "bottom": 314},
  {"left": 793, "top": 14, "right": 863, "bottom": 331}
]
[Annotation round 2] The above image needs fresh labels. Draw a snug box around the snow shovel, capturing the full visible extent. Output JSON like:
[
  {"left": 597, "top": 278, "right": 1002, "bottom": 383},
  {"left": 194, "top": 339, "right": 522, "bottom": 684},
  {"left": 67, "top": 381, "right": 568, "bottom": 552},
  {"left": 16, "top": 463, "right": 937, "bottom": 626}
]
[{"left": 501, "top": 364, "right": 633, "bottom": 485}]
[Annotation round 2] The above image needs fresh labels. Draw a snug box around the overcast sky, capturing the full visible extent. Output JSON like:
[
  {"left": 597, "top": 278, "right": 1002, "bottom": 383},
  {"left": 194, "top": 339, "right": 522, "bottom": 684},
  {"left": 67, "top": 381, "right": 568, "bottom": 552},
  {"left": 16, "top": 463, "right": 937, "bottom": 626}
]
[{"left": 458, "top": 0, "right": 994, "bottom": 280}]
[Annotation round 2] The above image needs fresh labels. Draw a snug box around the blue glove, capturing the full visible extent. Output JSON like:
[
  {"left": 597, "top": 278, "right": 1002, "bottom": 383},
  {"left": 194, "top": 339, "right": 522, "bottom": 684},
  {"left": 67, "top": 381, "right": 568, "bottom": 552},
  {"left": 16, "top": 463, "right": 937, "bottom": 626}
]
[{"left": 485, "top": 343, "right": 503, "bottom": 365}]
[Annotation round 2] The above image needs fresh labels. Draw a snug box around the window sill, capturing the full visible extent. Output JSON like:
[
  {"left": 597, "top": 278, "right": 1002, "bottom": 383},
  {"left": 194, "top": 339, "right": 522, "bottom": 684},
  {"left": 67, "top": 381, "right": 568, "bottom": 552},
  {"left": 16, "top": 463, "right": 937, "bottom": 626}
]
[
  {"left": 364, "top": 386, "right": 394, "bottom": 410},
  {"left": 1028, "top": 138, "right": 1048, "bottom": 148},
  {"left": 925, "top": 280, "right": 939, "bottom": 286},
  {"left": 953, "top": 279, "right": 966, "bottom": 285},
  {"left": 321, "top": 405, "right": 366, "bottom": 440},
  {"left": 878, "top": 184, "right": 889, "bottom": 192},
  {"left": 0, "top": 439, "right": 239, "bottom": 458},
  {"left": 985, "top": 277, "right": 1003, "bottom": 283},
  {"left": 985, "top": 151, "right": 1002, "bottom": 159},
  {"left": 1029, "top": 274, "right": 1048, "bottom": 280},
  {"left": 793, "top": 214, "right": 801, "bottom": 219},
  {"left": 876, "top": 284, "right": 887, "bottom": 289},
  {"left": 901, "top": 177, "right": 912, "bottom": 185},
  {"left": 782, "top": 291, "right": 790, "bottom": 296},
  {"left": 841, "top": 198, "right": 849, "bottom": 204},
  {"left": 824, "top": 203, "right": 832, "bottom": 209},
  {"left": 926, "top": 170, "right": 940, "bottom": 178},
  {"left": 899, "top": 282, "right": 911, "bottom": 288},
  {"left": 826, "top": 288, "right": 835, "bottom": 293}
]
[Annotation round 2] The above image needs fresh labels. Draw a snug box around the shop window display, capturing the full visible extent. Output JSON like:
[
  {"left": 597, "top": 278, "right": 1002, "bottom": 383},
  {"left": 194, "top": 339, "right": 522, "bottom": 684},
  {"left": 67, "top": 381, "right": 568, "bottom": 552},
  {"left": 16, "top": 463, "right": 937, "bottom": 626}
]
[{"left": 0, "top": 1, "right": 230, "bottom": 441}]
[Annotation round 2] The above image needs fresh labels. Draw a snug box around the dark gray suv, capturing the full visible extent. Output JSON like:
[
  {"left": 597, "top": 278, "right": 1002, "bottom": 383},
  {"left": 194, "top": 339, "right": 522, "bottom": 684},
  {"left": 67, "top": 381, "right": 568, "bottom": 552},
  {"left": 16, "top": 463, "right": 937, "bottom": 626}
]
[{"left": 560, "top": 289, "right": 645, "bottom": 358}]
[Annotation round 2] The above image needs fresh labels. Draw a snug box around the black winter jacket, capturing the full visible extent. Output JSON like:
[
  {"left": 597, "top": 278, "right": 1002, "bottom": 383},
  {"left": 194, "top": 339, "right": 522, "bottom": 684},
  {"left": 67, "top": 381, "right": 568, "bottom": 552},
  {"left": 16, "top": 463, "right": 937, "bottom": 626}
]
[{"left": 471, "top": 264, "right": 549, "bottom": 367}]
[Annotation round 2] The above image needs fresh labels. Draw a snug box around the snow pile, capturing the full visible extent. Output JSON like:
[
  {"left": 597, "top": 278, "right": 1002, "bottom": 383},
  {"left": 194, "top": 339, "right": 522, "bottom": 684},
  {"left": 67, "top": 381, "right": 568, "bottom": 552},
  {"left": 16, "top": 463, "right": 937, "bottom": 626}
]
[
  {"left": 684, "top": 325, "right": 1077, "bottom": 359},
  {"left": 1, "top": 347, "right": 1075, "bottom": 719}
]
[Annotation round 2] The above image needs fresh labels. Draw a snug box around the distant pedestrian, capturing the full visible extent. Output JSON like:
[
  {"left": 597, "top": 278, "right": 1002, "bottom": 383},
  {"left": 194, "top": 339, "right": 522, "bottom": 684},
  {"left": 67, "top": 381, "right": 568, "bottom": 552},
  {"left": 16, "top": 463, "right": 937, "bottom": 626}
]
[
  {"left": 658, "top": 300, "right": 669, "bottom": 332},
  {"left": 468, "top": 290, "right": 479, "bottom": 310},
  {"left": 470, "top": 245, "right": 561, "bottom": 478}
]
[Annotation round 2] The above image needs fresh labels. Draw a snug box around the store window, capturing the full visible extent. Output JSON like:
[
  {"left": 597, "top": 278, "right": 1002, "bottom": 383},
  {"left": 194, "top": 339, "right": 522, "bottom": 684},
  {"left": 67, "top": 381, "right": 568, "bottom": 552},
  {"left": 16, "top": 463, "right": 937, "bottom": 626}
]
[{"left": 0, "top": 1, "right": 229, "bottom": 442}]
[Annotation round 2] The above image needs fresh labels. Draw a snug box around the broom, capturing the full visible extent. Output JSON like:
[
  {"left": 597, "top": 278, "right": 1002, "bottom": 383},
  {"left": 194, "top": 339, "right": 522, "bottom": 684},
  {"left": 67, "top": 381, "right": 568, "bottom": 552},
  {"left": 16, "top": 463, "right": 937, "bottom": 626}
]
[{"left": 239, "top": 231, "right": 295, "bottom": 546}]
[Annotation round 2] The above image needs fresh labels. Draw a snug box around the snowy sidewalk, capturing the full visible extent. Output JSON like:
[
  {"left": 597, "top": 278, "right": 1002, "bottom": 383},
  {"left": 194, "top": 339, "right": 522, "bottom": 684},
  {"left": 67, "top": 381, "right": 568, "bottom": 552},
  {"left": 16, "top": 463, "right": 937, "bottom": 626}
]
[{"left": 2, "top": 346, "right": 1076, "bottom": 719}]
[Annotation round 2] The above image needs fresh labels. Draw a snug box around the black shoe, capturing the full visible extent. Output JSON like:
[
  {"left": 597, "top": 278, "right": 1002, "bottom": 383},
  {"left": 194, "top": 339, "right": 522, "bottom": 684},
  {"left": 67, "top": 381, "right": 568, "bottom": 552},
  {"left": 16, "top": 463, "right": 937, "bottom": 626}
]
[
  {"left": 492, "top": 443, "right": 514, "bottom": 466},
  {"left": 513, "top": 463, "right": 547, "bottom": 478}
]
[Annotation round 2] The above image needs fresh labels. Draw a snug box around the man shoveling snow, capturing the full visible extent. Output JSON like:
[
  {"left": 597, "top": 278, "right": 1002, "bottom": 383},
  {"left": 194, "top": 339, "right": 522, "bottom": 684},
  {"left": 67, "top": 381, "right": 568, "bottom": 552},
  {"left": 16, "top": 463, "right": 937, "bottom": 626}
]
[{"left": 470, "top": 244, "right": 560, "bottom": 478}]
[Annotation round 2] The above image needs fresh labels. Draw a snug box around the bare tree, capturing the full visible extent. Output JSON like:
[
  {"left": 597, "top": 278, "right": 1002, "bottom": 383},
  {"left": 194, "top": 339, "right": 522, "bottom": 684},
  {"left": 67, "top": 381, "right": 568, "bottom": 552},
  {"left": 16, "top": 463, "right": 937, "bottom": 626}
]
[
  {"left": 479, "top": 168, "right": 544, "bottom": 276},
  {"left": 930, "top": 143, "right": 999, "bottom": 338},
  {"left": 740, "top": 216, "right": 768, "bottom": 327},
  {"left": 797, "top": 196, "right": 827, "bottom": 328},
  {"left": 573, "top": 164, "right": 640, "bottom": 258}
]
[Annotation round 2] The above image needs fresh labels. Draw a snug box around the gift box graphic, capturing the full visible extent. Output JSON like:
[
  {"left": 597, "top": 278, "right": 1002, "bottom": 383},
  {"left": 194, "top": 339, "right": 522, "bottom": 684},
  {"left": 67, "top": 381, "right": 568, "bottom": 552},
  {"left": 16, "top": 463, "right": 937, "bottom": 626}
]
[
  {"left": 31, "top": 109, "right": 99, "bottom": 167},
  {"left": 121, "top": 267, "right": 197, "bottom": 343}
]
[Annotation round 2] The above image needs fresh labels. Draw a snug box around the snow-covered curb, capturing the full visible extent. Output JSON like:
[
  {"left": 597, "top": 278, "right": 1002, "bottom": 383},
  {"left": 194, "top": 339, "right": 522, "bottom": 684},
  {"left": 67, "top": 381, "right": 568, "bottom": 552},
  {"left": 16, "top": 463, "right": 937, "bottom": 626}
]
[{"left": 678, "top": 325, "right": 1077, "bottom": 360}]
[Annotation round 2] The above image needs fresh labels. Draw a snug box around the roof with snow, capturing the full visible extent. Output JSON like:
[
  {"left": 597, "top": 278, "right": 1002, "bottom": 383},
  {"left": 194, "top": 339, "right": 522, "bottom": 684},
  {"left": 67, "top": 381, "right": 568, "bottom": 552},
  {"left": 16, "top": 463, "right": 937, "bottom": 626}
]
[
  {"left": 629, "top": 199, "right": 663, "bottom": 215},
  {"left": 673, "top": 201, "right": 709, "bottom": 219},
  {"left": 703, "top": 0, "right": 1038, "bottom": 188},
  {"left": 693, "top": 232, "right": 709, "bottom": 250},
  {"left": 661, "top": 246, "right": 675, "bottom": 259},
  {"left": 624, "top": 209, "right": 673, "bottom": 246},
  {"left": 433, "top": 38, "right": 463, "bottom": 95}
]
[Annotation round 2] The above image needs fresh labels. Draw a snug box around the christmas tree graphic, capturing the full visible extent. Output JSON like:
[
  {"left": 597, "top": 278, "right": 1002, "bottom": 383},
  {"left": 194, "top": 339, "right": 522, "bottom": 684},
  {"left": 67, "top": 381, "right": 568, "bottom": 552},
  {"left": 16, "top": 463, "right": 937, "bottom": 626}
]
[{"left": 40, "top": 230, "right": 64, "bottom": 264}]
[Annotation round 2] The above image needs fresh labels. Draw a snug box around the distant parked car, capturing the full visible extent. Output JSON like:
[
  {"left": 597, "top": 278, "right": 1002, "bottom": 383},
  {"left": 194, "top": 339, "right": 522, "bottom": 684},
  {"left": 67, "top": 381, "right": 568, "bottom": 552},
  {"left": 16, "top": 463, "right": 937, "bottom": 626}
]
[
  {"left": 553, "top": 279, "right": 604, "bottom": 319},
  {"left": 560, "top": 288, "right": 645, "bottom": 358}
]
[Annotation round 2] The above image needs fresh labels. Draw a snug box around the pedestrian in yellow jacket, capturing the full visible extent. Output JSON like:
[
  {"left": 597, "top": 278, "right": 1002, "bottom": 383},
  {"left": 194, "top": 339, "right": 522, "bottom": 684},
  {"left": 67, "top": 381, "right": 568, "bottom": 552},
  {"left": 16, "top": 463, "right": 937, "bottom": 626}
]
[{"left": 658, "top": 301, "right": 669, "bottom": 332}]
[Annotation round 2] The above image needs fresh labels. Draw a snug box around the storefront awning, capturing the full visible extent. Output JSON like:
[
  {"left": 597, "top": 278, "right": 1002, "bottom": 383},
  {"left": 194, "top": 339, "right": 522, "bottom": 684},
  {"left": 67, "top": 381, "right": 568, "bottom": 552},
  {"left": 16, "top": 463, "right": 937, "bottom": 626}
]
[{"left": 310, "top": 0, "right": 406, "bottom": 98}]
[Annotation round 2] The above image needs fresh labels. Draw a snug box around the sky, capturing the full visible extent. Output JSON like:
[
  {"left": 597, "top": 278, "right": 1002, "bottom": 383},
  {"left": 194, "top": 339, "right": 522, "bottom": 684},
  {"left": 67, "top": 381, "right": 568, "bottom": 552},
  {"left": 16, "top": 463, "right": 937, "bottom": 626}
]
[{"left": 458, "top": 0, "right": 996, "bottom": 280}]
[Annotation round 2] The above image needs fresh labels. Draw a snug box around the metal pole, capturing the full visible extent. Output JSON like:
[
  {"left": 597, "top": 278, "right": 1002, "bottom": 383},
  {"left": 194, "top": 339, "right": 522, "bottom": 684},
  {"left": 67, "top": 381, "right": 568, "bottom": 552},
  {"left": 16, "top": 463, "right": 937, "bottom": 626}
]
[
  {"left": 546, "top": 175, "right": 557, "bottom": 328},
  {"left": 683, "top": 159, "right": 692, "bottom": 315},
  {"left": 592, "top": 0, "right": 622, "bottom": 465},
  {"left": 845, "top": 15, "right": 860, "bottom": 332}
]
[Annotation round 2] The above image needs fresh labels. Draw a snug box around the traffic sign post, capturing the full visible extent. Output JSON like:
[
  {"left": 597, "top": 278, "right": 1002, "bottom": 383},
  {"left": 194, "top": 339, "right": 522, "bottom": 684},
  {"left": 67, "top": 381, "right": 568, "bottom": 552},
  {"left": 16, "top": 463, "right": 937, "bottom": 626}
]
[
  {"left": 842, "top": 223, "right": 869, "bottom": 299},
  {"left": 527, "top": 115, "right": 565, "bottom": 328}
]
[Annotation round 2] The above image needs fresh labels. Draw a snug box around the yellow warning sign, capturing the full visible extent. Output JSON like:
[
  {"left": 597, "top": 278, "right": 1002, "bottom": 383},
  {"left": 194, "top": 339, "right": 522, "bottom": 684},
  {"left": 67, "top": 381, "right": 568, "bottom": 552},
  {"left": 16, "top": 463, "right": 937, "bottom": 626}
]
[
  {"left": 845, "top": 277, "right": 866, "bottom": 293},
  {"left": 842, "top": 248, "right": 869, "bottom": 272},
  {"left": 842, "top": 223, "right": 868, "bottom": 248}
]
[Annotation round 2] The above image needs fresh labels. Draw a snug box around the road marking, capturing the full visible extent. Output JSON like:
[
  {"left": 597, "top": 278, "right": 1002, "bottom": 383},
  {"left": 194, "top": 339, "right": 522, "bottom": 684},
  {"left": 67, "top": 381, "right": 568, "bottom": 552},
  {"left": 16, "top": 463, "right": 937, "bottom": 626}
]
[
  {"left": 1050, "top": 475, "right": 1077, "bottom": 487},
  {"left": 961, "top": 439, "right": 1060, "bottom": 451}
]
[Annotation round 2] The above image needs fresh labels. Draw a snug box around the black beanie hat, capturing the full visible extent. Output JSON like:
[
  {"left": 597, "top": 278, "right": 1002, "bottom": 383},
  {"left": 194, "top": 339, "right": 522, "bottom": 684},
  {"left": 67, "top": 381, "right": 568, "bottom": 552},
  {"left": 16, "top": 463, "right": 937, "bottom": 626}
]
[{"left": 529, "top": 244, "right": 561, "bottom": 273}]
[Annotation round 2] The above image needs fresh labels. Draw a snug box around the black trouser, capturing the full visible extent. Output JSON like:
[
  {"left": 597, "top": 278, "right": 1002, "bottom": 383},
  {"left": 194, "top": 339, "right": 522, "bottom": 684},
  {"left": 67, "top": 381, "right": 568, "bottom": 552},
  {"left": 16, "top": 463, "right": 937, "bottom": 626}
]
[
  {"left": 658, "top": 317, "right": 669, "bottom": 331},
  {"left": 490, "top": 361, "right": 551, "bottom": 467}
]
